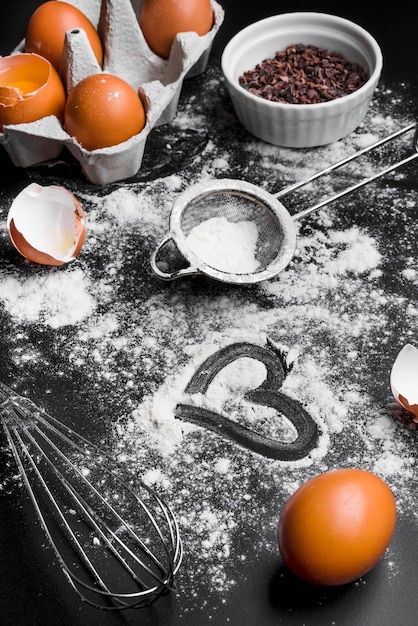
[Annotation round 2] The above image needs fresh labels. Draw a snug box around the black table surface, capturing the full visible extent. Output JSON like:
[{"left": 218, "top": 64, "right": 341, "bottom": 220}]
[{"left": 1, "top": 2, "right": 418, "bottom": 626}]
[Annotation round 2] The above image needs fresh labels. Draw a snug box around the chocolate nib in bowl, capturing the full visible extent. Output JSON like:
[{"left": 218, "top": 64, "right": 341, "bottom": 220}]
[{"left": 239, "top": 44, "right": 369, "bottom": 104}]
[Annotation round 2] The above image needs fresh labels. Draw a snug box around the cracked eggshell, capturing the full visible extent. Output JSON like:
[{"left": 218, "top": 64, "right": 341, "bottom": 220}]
[
  {"left": 0, "top": 0, "right": 225, "bottom": 184},
  {"left": 390, "top": 344, "right": 418, "bottom": 419},
  {"left": 0, "top": 53, "right": 66, "bottom": 131},
  {"left": 7, "top": 182, "right": 86, "bottom": 266}
]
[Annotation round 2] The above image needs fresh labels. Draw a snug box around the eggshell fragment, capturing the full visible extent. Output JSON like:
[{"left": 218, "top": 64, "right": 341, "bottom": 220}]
[
  {"left": 390, "top": 344, "right": 418, "bottom": 419},
  {"left": 7, "top": 183, "right": 86, "bottom": 266}
]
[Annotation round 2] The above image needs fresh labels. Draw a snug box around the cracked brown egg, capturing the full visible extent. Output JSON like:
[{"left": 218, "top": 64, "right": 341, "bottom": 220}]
[
  {"left": 7, "top": 183, "right": 86, "bottom": 266},
  {"left": 0, "top": 53, "right": 66, "bottom": 131}
]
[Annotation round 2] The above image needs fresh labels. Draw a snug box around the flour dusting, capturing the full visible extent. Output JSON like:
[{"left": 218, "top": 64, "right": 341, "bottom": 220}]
[{"left": 0, "top": 68, "right": 417, "bottom": 618}]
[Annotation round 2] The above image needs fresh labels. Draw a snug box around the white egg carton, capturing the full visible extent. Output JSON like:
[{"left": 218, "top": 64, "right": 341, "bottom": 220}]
[{"left": 0, "top": 0, "right": 224, "bottom": 184}]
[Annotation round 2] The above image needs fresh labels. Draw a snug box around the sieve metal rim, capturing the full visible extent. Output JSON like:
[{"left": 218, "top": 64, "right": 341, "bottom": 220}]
[
  {"left": 151, "top": 123, "right": 418, "bottom": 285},
  {"left": 160, "top": 178, "right": 297, "bottom": 285}
]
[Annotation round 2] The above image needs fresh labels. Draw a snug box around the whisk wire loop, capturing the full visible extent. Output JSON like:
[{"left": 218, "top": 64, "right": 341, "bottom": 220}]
[
  {"left": 0, "top": 382, "right": 183, "bottom": 610},
  {"left": 34, "top": 412, "right": 176, "bottom": 587},
  {"left": 3, "top": 401, "right": 132, "bottom": 603}
]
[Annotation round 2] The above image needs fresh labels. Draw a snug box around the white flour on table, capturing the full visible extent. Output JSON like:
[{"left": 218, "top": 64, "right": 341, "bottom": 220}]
[{"left": 0, "top": 69, "right": 417, "bottom": 615}]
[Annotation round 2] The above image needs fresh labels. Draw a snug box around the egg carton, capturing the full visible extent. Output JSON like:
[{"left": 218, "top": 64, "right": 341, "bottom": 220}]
[{"left": 0, "top": 0, "right": 224, "bottom": 184}]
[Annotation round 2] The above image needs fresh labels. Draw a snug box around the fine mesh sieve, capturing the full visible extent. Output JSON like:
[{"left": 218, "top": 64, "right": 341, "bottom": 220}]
[
  {"left": 151, "top": 180, "right": 297, "bottom": 284},
  {"left": 150, "top": 123, "right": 418, "bottom": 285}
]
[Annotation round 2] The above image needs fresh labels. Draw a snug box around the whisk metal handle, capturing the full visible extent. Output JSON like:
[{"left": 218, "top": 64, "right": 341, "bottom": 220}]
[{"left": 150, "top": 234, "right": 200, "bottom": 280}]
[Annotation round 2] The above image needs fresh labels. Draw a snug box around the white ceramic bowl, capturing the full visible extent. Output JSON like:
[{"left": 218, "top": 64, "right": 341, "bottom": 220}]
[{"left": 221, "top": 12, "right": 383, "bottom": 148}]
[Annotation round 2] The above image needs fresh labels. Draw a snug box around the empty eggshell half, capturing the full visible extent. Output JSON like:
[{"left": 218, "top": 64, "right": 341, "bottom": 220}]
[
  {"left": 7, "top": 182, "right": 86, "bottom": 266},
  {"left": 390, "top": 343, "right": 418, "bottom": 419}
]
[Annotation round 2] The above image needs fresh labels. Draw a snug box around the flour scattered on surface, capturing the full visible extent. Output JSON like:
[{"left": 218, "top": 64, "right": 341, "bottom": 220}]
[
  {"left": 0, "top": 267, "right": 95, "bottom": 327},
  {"left": 1, "top": 69, "right": 418, "bottom": 619}
]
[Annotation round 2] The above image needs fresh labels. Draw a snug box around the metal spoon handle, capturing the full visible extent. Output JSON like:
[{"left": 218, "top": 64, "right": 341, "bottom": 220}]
[
  {"left": 275, "top": 122, "right": 417, "bottom": 202},
  {"left": 293, "top": 150, "right": 418, "bottom": 222}
]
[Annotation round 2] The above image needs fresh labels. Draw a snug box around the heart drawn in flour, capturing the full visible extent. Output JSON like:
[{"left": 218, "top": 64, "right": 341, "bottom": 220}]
[{"left": 175, "top": 340, "right": 319, "bottom": 461}]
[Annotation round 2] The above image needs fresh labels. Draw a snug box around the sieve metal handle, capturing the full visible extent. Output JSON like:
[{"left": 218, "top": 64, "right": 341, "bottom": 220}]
[
  {"left": 274, "top": 122, "right": 418, "bottom": 222},
  {"left": 150, "top": 234, "right": 200, "bottom": 280}
]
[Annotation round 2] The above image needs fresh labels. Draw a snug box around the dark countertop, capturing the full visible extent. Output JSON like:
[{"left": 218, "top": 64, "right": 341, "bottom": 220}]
[{"left": 1, "top": 2, "right": 418, "bottom": 626}]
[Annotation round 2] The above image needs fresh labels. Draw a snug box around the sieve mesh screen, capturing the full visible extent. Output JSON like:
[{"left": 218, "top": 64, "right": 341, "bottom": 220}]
[{"left": 179, "top": 190, "right": 285, "bottom": 271}]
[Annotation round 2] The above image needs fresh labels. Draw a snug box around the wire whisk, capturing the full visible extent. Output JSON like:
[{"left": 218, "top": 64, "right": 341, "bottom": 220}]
[{"left": 0, "top": 381, "right": 183, "bottom": 610}]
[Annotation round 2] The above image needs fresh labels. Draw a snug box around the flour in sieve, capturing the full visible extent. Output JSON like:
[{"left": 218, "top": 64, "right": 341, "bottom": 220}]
[{"left": 186, "top": 216, "right": 260, "bottom": 273}]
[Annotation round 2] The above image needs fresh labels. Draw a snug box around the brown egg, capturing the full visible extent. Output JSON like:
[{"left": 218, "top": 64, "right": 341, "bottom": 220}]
[
  {"left": 139, "top": 0, "right": 214, "bottom": 59},
  {"left": 25, "top": 0, "right": 103, "bottom": 72},
  {"left": 0, "top": 53, "right": 66, "bottom": 131},
  {"left": 7, "top": 183, "right": 86, "bottom": 266},
  {"left": 64, "top": 73, "right": 146, "bottom": 151}
]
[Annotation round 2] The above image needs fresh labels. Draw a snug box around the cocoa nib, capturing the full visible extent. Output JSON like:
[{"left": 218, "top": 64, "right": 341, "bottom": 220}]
[{"left": 238, "top": 44, "right": 369, "bottom": 104}]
